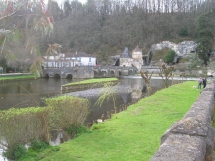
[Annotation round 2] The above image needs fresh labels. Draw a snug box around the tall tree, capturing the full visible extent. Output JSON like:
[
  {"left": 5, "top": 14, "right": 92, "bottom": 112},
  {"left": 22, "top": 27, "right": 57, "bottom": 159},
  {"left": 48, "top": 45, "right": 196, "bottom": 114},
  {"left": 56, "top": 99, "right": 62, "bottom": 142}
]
[{"left": 196, "top": 10, "right": 215, "bottom": 65}]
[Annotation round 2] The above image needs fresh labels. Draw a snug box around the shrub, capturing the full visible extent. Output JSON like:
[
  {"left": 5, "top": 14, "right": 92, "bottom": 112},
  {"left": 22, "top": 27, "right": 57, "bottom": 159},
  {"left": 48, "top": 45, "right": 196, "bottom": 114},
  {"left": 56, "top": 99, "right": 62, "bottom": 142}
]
[
  {"left": 0, "top": 96, "right": 90, "bottom": 160},
  {"left": 66, "top": 125, "right": 90, "bottom": 137},
  {"left": 45, "top": 96, "right": 90, "bottom": 132},
  {"left": 163, "top": 50, "right": 176, "bottom": 64},
  {"left": 30, "top": 140, "right": 49, "bottom": 152},
  {"left": 0, "top": 107, "right": 49, "bottom": 159},
  {"left": 3, "top": 144, "right": 27, "bottom": 160},
  {"left": 179, "top": 28, "right": 188, "bottom": 37}
]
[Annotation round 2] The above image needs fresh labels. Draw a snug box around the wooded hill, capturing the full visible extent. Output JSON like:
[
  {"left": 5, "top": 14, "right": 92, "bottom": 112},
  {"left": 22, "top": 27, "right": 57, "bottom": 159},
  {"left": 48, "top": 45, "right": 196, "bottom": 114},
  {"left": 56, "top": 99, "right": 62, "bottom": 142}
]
[
  {"left": 1, "top": 0, "right": 215, "bottom": 68},
  {"left": 38, "top": 0, "right": 215, "bottom": 62}
]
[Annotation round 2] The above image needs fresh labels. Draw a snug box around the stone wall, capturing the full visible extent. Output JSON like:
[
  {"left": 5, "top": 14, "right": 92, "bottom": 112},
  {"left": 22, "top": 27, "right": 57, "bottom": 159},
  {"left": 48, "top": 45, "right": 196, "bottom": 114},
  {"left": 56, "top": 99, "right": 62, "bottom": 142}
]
[{"left": 150, "top": 80, "right": 215, "bottom": 161}]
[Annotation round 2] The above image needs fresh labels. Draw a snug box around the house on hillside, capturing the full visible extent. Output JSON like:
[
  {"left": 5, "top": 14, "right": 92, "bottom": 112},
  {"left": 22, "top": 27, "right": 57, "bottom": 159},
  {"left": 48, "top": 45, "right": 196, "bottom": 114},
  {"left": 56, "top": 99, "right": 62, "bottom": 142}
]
[
  {"left": 114, "top": 47, "right": 133, "bottom": 67},
  {"left": 114, "top": 46, "right": 143, "bottom": 70},
  {"left": 44, "top": 52, "right": 98, "bottom": 68}
]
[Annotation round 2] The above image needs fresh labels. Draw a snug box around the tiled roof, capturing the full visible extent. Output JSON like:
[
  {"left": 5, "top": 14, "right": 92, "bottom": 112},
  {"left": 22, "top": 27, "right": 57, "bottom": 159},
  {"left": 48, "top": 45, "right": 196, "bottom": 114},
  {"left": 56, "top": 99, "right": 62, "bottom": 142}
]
[
  {"left": 133, "top": 45, "right": 142, "bottom": 52},
  {"left": 121, "top": 47, "right": 132, "bottom": 58}
]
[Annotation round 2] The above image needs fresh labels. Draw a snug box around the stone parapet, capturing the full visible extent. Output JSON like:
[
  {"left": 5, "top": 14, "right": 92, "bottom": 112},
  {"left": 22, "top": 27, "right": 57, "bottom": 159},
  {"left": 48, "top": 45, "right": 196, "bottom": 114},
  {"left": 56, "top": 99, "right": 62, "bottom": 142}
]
[{"left": 150, "top": 80, "right": 215, "bottom": 161}]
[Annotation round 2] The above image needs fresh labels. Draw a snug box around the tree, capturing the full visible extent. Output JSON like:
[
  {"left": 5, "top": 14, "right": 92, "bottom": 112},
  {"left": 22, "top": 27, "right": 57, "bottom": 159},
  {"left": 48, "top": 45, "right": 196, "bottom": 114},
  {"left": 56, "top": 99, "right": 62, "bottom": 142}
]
[
  {"left": 163, "top": 50, "right": 176, "bottom": 64},
  {"left": 0, "top": 0, "right": 58, "bottom": 76},
  {"left": 196, "top": 10, "right": 215, "bottom": 66}
]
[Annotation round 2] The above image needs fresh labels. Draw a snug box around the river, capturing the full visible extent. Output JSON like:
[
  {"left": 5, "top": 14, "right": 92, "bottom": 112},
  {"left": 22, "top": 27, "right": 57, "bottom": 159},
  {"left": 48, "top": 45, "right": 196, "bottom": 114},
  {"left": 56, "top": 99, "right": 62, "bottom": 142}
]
[{"left": 0, "top": 76, "right": 198, "bottom": 160}]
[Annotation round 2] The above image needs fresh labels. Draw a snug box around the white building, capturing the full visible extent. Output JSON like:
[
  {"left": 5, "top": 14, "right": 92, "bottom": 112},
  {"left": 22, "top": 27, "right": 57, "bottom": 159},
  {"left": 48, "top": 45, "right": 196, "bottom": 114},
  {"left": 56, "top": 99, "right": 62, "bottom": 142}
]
[{"left": 44, "top": 52, "right": 98, "bottom": 68}]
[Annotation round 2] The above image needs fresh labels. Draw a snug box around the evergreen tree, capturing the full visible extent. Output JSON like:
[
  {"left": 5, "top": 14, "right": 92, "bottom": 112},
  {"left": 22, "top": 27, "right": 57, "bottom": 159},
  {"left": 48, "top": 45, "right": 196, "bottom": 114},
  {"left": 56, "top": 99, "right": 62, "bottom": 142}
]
[{"left": 196, "top": 10, "right": 215, "bottom": 65}]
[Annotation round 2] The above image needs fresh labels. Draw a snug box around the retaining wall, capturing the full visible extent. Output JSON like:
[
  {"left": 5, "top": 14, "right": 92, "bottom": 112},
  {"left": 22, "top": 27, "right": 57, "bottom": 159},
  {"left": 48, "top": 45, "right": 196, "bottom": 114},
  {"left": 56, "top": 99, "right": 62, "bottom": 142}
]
[{"left": 150, "top": 79, "right": 215, "bottom": 161}]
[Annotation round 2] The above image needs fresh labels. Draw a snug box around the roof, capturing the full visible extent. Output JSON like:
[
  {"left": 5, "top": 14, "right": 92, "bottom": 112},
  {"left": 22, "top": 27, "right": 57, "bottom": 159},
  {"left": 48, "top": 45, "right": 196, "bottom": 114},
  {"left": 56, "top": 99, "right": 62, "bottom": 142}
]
[
  {"left": 120, "top": 47, "right": 132, "bottom": 58},
  {"left": 133, "top": 45, "right": 142, "bottom": 52},
  {"left": 65, "top": 52, "right": 94, "bottom": 58}
]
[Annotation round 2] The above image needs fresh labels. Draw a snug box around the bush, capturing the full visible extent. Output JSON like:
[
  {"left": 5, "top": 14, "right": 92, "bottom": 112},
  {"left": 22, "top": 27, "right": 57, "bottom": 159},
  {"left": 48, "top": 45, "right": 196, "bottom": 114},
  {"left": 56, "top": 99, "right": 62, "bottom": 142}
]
[
  {"left": 179, "top": 28, "right": 188, "bottom": 37},
  {"left": 66, "top": 125, "right": 91, "bottom": 137},
  {"left": 3, "top": 144, "right": 27, "bottom": 160},
  {"left": 163, "top": 50, "right": 176, "bottom": 64},
  {"left": 0, "top": 96, "right": 90, "bottom": 160},
  {"left": 30, "top": 140, "right": 49, "bottom": 152},
  {"left": 45, "top": 96, "right": 90, "bottom": 132}
]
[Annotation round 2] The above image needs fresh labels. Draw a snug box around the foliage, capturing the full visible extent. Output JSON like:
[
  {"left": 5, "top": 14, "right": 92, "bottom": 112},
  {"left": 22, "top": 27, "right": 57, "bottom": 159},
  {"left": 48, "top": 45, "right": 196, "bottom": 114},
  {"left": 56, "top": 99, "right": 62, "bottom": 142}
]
[
  {"left": 45, "top": 96, "right": 90, "bottom": 133},
  {"left": 151, "top": 48, "right": 170, "bottom": 62},
  {"left": 0, "top": 75, "right": 37, "bottom": 81},
  {"left": 158, "top": 63, "right": 174, "bottom": 88},
  {"left": 95, "top": 82, "right": 119, "bottom": 118},
  {"left": 28, "top": 81, "right": 199, "bottom": 161},
  {"left": 0, "top": 96, "right": 90, "bottom": 160},
  {"left": 187, "top": 53, "right": 204, "bottom": 68},
  {"left": 196, "top": 10, "right": 215, "bottom": 65},
  {"left": 163, "top": 50, "right": 176, "bottom": 64},
  {"left": 179, "top": 28, "right": 188, "bottom": 37},
  {"left": 0, "top": 0, "right": 58, "bottom": 77},
  {"left": 30, "top": 140, "right": 49, "bottom": 152},
  {"left": 3, "top": 144, "right": 27, "bottom": 160},
  {"left": 66, "top": 125, "right": 91, "bottom": 138}
]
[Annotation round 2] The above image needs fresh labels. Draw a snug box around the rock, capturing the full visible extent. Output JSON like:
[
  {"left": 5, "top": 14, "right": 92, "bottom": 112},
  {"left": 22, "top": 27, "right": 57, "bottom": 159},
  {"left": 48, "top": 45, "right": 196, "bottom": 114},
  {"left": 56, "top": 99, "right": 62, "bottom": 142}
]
[{"left": 151, "top": 40, "right": 197, "bottom": 57}]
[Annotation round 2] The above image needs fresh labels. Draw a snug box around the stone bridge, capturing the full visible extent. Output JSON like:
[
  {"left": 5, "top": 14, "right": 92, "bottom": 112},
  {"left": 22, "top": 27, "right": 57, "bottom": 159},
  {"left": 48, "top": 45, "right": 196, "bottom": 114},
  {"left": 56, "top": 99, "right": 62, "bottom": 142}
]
[{"left": 42, "top": 66, "right": 137, "bottom": 79}]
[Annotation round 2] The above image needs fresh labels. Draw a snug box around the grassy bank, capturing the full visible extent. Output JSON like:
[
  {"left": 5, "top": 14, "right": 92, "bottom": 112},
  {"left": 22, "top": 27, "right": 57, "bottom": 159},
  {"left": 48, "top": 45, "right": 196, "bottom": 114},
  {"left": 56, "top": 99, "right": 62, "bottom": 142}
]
[
  {"left": 22, "top": 81, "right": 200, "bottom": 161},
  {"left": 62, "top": 78, "right": 118, "bottom": 87},
  {"left": 0, "top": 75, "right": 37, "bottom": 81}
]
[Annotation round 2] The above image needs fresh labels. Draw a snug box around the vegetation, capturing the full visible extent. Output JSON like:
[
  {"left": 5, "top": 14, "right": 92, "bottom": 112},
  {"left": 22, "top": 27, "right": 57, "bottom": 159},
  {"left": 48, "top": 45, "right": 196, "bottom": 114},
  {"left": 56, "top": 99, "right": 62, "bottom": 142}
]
[
  {"left": 0, "top": 96, "right": 90, "bottom": 160},
  {"left": 140, "top": 70, "right": 154, "bottom": 95},
  {"left": 163, "top": 50, "right": 176, "bottom": 64},
  {"left": 1, "top": 0, "right": 215, "bottom": 72},
  {"left": 0, "top": 75, "right": 37, "bottom": 81},
  {"left": 196, "top": 10, "right": 215, "bottom": 65},
  {"left": 95, "top": 82, "right": 120, "bottom": 118},
  {"left": 20, "top": 81, "right": 200, "bottom": 161},
  {"left": 62, "top": 78, "right": 118, "bottom": 87},
  {"left": 159, "top": 64, "right": 174, "bottom": 88}
]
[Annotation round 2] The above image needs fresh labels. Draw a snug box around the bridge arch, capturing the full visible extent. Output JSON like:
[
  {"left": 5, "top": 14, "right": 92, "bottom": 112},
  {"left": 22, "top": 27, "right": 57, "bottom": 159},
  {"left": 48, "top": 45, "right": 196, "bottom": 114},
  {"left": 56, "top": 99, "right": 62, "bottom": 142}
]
[
  {"left": 110, "top": 70, "right": 115, "bottom": 77},
  {"left": 66, "top": 74, "right": 73, "bottom": 79},
  {"left": 102, "top": 71, "right": 107, "bottom": 77},
  {"left": 119, "top": 71, "right": 122, "bottom": 76},
  {"left": 44, "top": 74, "right": 49, "bottom": 78},
  {"left": 128, "top": 69, "right": 133, "bottom": 75},
  {"left": 93, "top": 70, "right": 99, "bottom": 77},
  {"left": 54, "top": 73, "right": 61, "bottom": 78}
]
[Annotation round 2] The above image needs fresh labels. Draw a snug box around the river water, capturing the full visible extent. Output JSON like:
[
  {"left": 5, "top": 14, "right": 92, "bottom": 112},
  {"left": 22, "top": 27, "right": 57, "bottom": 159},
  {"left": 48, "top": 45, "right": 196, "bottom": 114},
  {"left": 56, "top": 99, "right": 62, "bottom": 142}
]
[{"left": 0, "top": 76, "right": 191, "bottom": 160}]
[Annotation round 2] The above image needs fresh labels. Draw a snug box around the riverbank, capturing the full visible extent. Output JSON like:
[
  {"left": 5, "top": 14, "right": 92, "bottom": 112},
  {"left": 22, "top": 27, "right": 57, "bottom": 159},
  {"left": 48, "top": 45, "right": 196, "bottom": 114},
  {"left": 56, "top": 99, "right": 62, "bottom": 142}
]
[
  {"left": 0, "top": 73, "right": 37, "bottom": 83},
  {"left": 21, "top": 81, "right": 200, "bottom": 161}
]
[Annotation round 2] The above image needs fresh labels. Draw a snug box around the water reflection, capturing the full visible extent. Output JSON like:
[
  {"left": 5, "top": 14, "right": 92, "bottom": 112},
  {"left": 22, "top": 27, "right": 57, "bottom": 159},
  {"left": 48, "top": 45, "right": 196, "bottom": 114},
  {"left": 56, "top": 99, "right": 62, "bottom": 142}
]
[{"left": 0, "top": 77, "right": 185, "bottom": 161}]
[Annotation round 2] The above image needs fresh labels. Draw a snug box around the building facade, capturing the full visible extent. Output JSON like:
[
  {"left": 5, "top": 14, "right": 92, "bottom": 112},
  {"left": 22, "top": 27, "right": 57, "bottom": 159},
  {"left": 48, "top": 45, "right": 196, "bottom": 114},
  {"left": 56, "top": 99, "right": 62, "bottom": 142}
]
[{"left": 44, "top": 52, "right": 98, "bottom": 68}]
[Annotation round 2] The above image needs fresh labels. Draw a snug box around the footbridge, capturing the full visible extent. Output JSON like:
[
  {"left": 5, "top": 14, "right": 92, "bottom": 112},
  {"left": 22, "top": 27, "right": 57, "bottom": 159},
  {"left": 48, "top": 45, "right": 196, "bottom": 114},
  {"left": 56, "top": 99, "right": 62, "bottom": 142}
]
[{"left": 42, "top": 66, "right": 137, "bottom": 79}]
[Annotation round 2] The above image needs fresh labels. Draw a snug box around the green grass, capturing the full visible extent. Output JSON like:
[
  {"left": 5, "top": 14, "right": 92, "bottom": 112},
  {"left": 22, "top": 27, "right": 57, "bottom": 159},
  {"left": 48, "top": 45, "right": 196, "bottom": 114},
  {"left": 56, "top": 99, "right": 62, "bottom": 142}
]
[
  {"left": 0, "top": 75, "right": 37, "bottom": 81},
  {"left": 21, "top": 81, "right": 200, "bottom": 161},
  {"left": 62, "top": 78, "right": 118, "bottom": 87}
]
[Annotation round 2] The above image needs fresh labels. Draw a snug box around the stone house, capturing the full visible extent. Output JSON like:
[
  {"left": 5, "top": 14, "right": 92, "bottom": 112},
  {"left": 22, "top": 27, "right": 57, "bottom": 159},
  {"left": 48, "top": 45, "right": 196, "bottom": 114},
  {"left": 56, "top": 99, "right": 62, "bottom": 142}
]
[{"left": 114, "top": 46, "right": 143, "bottom": 70}]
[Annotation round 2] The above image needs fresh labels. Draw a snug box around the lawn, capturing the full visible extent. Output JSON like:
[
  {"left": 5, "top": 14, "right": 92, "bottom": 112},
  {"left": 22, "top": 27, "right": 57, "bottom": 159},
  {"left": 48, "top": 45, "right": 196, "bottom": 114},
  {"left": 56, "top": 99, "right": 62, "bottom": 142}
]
[
  {"left": 22, "top": 81, "right": 200, "bottom": 161},
  {"left": 0, "top": 75, "right": 37, "bottom": 81}
]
